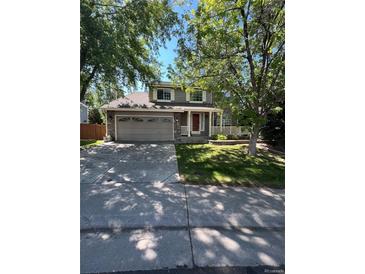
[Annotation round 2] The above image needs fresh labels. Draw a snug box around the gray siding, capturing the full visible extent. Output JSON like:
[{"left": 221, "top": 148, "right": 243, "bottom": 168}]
[
  {"left": 80, "top": 104, "right": 88, "bottom": 123},
  {"left": 174, "top": 113, "right": 181, "bottom": 137},
  {"left": 174, "top": 88, "right": 187, "bottom": 102},
  {"left": 204, "top": 113, "right": 209, "bottom": 135},
  {"left": 206, "top": 91, "right": 213, "bottom": 104},
  {"left": 181, "top": 112, "right": 187, "bottom": 126}
]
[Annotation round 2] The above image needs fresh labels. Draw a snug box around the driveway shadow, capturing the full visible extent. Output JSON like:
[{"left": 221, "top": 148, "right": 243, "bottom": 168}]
[
  {"left": 191, "top": 227, "right": 284, "bottom": 267},
  {"left": 81, "top": 180, "right": 187, "bottom": 230},
  {"left": 81, "top": 228, "right": 193, "bottom": 273},
  {"left": 80, "top": 143, "right": 285, "bottom": 272},
  {"left": 186, "top": 185, "right": 284, "bottom": 228},
  {"left": 80, "top": 143, "right": 180, "bottom": 184}
]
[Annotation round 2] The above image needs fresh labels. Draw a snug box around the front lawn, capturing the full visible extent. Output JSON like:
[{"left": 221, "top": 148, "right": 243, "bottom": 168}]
[
  {"left": 80, "top": 140, "right": 103, "bottom": 149},
  {"left": 175, "top": 144, "right": 285, "bottom": 188}
]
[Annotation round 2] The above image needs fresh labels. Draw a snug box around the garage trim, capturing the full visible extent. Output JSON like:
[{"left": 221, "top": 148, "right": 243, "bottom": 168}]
[{"left": 115, "top": 114, "right": 174, "bottom": 141}]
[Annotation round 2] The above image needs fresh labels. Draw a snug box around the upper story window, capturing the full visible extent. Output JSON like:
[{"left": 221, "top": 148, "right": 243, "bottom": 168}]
[
  {"left": 157, "top": 89, "right": 171, "bottom": 101},
  {"left": 190, "top": 90, "right": 203, "bottom": 102}
]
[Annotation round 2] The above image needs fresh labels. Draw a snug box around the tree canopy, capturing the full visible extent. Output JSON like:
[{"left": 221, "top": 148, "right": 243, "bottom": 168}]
[
  {"left": 169, "top": 0, "right": 285, "bottom": 155},
  {"left": 88, "top": 107, "right": 104, "bottom": 124},
  {"left": 80, "top": 0, "right": 179, "bottom": 101}
]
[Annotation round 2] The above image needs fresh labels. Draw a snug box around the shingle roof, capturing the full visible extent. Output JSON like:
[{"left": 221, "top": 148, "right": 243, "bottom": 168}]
[
  {"left": 101, "top": 92, "right": 151, "bottom": 108},
  {"left": 101, "top": 92, "right": 179, "bottom": 110},
  {"left": 101, "top": 91, "right": 222, "bottom": 112}
]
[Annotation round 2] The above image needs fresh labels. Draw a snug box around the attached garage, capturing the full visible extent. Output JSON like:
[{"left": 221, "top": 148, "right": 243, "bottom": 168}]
[{"left": 115, "top": 114, "right": 174, "bottom": 141}]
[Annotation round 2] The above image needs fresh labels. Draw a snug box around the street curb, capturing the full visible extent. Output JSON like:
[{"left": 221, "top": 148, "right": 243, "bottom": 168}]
[{"left": 81, "top": 265, "right": 285, "bottom": 274}]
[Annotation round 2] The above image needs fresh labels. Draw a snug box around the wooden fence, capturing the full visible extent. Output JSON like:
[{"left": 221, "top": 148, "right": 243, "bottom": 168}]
[{"left": 80, "top": 124, "right": 106, "bottom": 140}]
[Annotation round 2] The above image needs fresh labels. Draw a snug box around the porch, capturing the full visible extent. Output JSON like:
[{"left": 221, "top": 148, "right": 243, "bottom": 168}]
[
  {"left": 179, "top": 109, "right": 223, "bottom": 137},
  {"left": 178, "top": 109, "right": 249, "bottom": 138}
]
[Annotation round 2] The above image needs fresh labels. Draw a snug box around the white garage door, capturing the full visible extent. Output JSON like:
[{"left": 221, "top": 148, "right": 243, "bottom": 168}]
[{"left": 116, "top": 115, "right": 174, "bottom": 141}]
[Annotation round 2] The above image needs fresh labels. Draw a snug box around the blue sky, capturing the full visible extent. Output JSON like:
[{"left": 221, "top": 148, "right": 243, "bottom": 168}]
[
  {"left": 135, "top": 1, "right": 197, "bottom": 91},
  {"left": 156, "top": 1, "right": 197, "bottom": 81},
  {"left": 157, "top": 35, "right": 178, "bottom": 81}
]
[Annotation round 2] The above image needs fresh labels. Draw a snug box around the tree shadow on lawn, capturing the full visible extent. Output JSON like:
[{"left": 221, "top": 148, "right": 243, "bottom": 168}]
[{"left": 176, "top": 145, "right": 285, "bottom": 189}]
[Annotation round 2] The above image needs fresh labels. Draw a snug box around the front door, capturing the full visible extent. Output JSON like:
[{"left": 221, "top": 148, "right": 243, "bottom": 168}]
[{"left": 192, "top": 114, "right": 200, "bottom": 132}]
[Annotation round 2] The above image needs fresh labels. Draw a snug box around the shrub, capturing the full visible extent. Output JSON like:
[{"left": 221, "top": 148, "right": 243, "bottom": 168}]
[
  {"left": 88, "top": 108, "right": 104, "bottom": 124},
  {"left": 216, "top": 134, "right": 227, "bottom": 140},
  {"left": 211, "top": 134, "right": 228, "bottom": 140},
  {"left": 261, "top": 105, "right": 285, "bottom": 148},
  {"left": 227, "top": 134, "right": 239, "bottom": 140},
  {"left": 238, "top": 134, "right": 250, "bottom": 140}
]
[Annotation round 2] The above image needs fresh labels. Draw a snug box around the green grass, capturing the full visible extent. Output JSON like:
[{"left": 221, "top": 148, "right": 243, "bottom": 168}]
[
  {"left": 80, "top": 140, "right": 104, "bottom": 149},
  {"left": 175, "top": 144, "right": 285, "bottom": 188}
]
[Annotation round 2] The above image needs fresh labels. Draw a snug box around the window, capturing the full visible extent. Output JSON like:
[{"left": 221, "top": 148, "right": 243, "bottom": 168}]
[
  {"left": 161, "top": 118, "right": 172, "bottom": 123},
  {"left": 132, "top": 117, "right": 144, "bottom": 122},
  {"left": 119, "top": 117, "right": 130, "bottom": 122},
  {"left": 190, "top": 90, "right": 203, "bottom": 102},
  {"left": 157, "top": 89, "right": 171, "bottom": 101}
]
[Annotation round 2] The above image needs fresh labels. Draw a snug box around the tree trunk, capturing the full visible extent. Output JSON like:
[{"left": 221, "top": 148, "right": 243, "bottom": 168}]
[
  {"left": 80, "top": 65, "right": 98, "bottom": 101},
  {"left": 248, "top": 125, "right": 260, "bottom": 156},
  {"left": 80, "top": 82, "right": 89, "bottom": 102}
]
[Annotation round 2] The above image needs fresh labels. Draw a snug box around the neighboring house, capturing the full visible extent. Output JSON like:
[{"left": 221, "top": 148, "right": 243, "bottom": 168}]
[
  {"left": 80, "top": 102, "right": 88, "bottom": 124},
  {"left": 100, "top": 81, "right": 223, "bottom": 142}
]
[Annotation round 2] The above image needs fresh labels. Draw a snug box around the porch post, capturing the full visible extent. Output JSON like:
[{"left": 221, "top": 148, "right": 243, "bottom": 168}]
[
  {"left": 209, "top": 111, "right": 212, "bottom": 137},
  {"left": 220, "top": 112, "right": 223, "bottom": 133},
  {"left": 187, "top": 110, "right": 191, "bottom": 137}
]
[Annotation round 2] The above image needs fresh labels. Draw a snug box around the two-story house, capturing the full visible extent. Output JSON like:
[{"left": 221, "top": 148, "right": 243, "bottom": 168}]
[{"left": 101, "top": 81, "right": 223, "bottom": 142}]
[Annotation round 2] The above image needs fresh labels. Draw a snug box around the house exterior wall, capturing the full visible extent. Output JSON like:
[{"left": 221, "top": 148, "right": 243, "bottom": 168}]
[
  {"left": 148, "top": 89, "right": 153, "bottom": 102},
  {"left": 181, "top": 112, "right": 188, "bottom": 126},
  {"left": 102, "top": 83, "right": 221, "bottom": 142},
  {"left": 174, "top": 113, "right": 181, "bottom": 138},
  {"left": 175, "top": 88, "right": 187, "bottom": 102},
  {"left": 206, "top": 91, "right": 213, "bottom": 104},
  {"left": 204, "top": 113, "right": 209, "bottom": 135},
  {"left": 105, "top": 110, "right": 215, "bottom": 142},
  {"left": 178, "top": 111, "right": 211, "bottom": 136},
  {"left": 149, "top": 86, "right": 213, "bottom": 106},
  {"left": 80, "top": 103, "right": 88, "bottom": 124}
]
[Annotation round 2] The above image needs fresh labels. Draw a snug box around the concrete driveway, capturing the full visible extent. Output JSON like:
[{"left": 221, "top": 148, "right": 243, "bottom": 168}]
[
  {"left": 80, "top": 143, "right": 285, "bottom": 273},
  {"left": 80, "top": 143, "right": 180, "bottom": 184}
]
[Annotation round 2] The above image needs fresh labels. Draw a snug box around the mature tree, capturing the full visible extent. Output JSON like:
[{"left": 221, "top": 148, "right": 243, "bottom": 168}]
[
  {"left": 169, "top": 0, "right": 285, "bottom": 155},
  {"left": 85, "top": 86, "right": 123, "bottom": 109},
  {"left": 88, "top": 108, "right": 104, "bottom": 124},
  {"left": 80, "top": 0, "right": 179, "bottom": 101}
]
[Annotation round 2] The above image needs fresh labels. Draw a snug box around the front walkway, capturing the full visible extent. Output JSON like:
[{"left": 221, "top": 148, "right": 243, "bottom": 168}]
[{"left": 80, "top": 143, "right": 285, "bottom": 273}]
